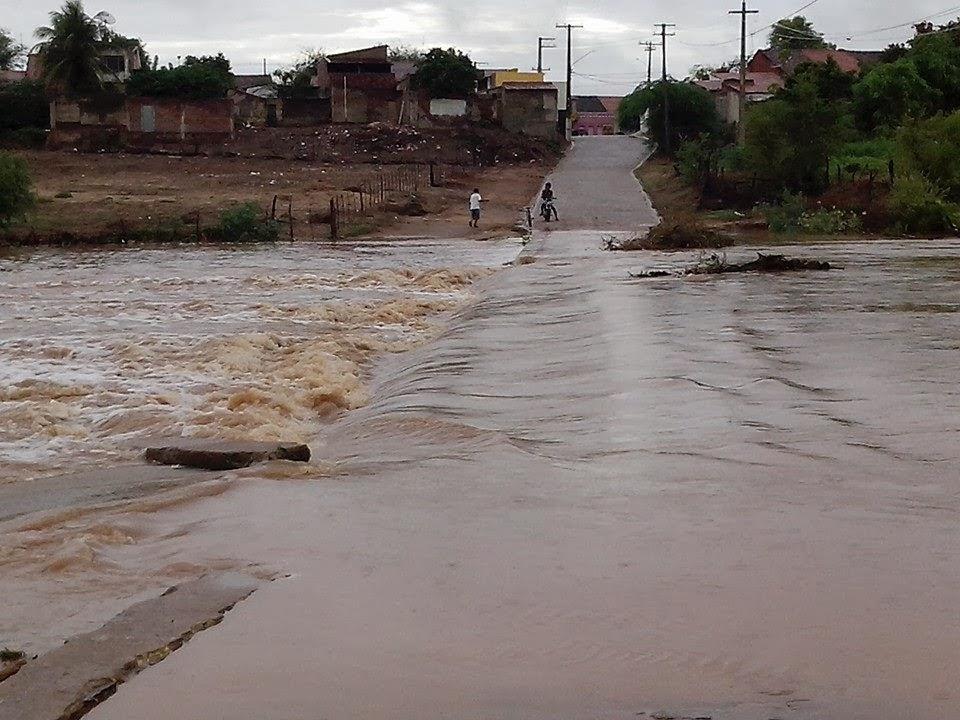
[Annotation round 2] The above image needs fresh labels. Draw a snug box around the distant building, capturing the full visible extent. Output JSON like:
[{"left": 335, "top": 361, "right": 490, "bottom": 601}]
[
  {"left": 26, "top": 45, "right": 143, "bottom": 85},
  {"left": 0, "top": 69, "right": 26, "bottom": 84},
  {"left": 480, "top": 69, "right": 545, "bottom": 92},
  {"left": 232, "top": 74, "right": 279, "bottom": 126},
  {"left": 316, "top": 45, "right": 402, "bottom": 124},
  {"left": 693, "top": 72, "right": 784, "bottom": 124},
  {"left": 572, "top": 95, "right": 623, "bottom": 135},
  {"left": 495, "top": 82, "right": 560, "bottom": 138},
  {"left": 747, "top": 48, "right": 883, "bottom": 77}
]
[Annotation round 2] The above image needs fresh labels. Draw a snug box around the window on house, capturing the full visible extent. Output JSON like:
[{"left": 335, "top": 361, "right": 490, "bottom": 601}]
[{"left": 101, "top": 55, "right": 126, "bottom": 74}]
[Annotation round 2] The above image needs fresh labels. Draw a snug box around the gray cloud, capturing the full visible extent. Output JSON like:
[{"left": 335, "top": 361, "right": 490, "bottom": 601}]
[{"left": 3, "top": 0, "right": 954, "bottom": 91}]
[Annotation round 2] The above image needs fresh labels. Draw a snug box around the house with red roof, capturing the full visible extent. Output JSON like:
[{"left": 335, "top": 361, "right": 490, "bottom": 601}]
[
  {"left": 747, "top": 48, "right": 883, "bottom": 78},
  {"left": 693, "top": 71, "right": 785, "bottom": 125}
]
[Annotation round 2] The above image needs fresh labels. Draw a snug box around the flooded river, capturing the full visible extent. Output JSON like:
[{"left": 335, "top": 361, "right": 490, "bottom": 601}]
[
  {"left": 4, "top": 138, "right": 960, "bottom": 720},
  {"left": 0, "top": 241, "right": 514, "bottom": 483}
]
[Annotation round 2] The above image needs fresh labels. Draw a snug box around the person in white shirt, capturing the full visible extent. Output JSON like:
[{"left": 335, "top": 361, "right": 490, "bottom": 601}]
[{"left": 469, "top": 188, "right": 484, "bottom": 228}]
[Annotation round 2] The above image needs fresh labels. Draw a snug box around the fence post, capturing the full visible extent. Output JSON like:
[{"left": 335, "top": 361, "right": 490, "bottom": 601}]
[
  {"left": 429, "top": 162, "right": 437, "bottom": 187},
  {"left": 330, "top": 197, "right": 339, "bottom": 240},
  {"left": 288, "top": 197, "right": 294, "bottom": 241},
  {"left": 888, "top": 159, "right": 895, "bottom": 186}
]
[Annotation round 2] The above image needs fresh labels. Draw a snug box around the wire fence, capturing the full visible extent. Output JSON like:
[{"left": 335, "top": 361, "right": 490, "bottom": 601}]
[{"left": 326, "top": 162, "right": 445, "bottom": 238}]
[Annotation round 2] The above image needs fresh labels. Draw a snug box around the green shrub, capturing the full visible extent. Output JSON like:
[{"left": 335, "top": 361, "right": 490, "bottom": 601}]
[
  {"left": 127, "top": 64, "right": 232, "bottom": 100},
  {"left": 0, "top": 81, "right": 49, "bottom": 132},
  {"left": 799, "top": 208, "right": 864, "bottom": 234},
  {"left": 888, "top": 174, "right": 959, "bottom": 234},
  {"left": 761, "top": 190, "right": 806, "bottom": 232},
  {"left": 0, "top": 151, "right": 34, "bottom": 227},
  {"left": 896, "top": 113, "right": 960, "bottom": 201},
  {"left": 211, "top": 202, "right": 279, "bottom": 242},
  {"left": 830, "top": 137, "right": 896, "bottom": 177},
  {"left": 0, "top": 127, "right": 48, "bottom": 149}
]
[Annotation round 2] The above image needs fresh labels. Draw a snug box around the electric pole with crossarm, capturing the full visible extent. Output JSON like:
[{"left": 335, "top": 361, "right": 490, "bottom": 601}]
[
  {"left": 654, "top": 23, "right": 676, "bottom": 153},
  {"left": 557, "top": 23, "right": 583, "bottom": 136},
  {"left": 537, "top": 36, "right": 556, "bottom": 74},
  {"left": 729, "top": 0, "right": 758, "bottom": 145},
  {"left": 643, "top": 41, "right": 657, "bottom": 86}
]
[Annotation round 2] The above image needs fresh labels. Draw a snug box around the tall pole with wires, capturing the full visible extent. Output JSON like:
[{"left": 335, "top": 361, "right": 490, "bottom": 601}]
[
  {"left": 655, "top": 23, "right": 676, "bottom": 154},
  {"left": 730, "top": 0, "right": 759, "bottom": 145},
  {"left": 557, "top": 23, "right": 583, "bottom": 135},
  {"left": 643, "top": 41, "right": 657, "bottom": 86},
  {"left": 537, "top": 36, "right": 556, "bottom": 74}
]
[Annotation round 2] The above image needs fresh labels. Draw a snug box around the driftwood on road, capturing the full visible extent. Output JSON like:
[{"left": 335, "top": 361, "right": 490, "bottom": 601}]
[{"left": 630, "top": 252, "right": 833, "bottom": 279}]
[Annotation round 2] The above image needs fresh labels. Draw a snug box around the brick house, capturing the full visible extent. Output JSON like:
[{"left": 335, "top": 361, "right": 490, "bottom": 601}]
[
  {"left": 495, "top": 82, "right": 560, "bottom": 138},
  {"left": 316, "top": 45, "right": 402, "bottom": 124}
]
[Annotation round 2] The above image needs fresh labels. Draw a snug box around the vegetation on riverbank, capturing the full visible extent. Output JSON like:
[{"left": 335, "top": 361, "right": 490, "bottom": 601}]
[{"left": 624, "top": 16, "right": 960, "bottom": 238}]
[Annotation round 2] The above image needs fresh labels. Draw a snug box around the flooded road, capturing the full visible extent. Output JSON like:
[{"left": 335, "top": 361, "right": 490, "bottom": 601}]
[{"left": 5, "top": 137, "right": 960, "bottom": 720}]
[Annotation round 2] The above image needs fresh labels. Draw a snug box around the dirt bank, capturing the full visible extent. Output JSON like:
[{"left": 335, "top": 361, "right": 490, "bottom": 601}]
[{"left": 2, "top": 130, "right": 560, "bottom": 246}]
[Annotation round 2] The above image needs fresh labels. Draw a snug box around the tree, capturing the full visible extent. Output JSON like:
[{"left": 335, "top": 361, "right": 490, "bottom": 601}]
[
  {"left": 618, "top": 81, "right": 722, "bottom": 152},
  {"left": 1, "top": 28, "right": 25, "bottom": 70},
  {"left": 879, "top": 43, "right": 909, "bottom": 64},
  {"left": 910, "top": 33, "right": 960, "bottom": 113},
  {"left": 689, "top": 65, "right": 712, "bottom": 81},
  {"left": 769, "top": 16, "right": 830, "bottom": 53},
  {"left": 127, "top": 64, "right": 232, "bottom": 100},
  {"left": 0, "top": 81, "right": 50, "bottom": 131},
  {"left": 34, "top": 0, "right": 103, "bottom": 92},
  {"left": 389, "top": 45, "right": 425, "bottom": 63},
  {"left": 853, "top": 59, "right": 938, "bottom": 130},
  {"left": 273, "top": 49, "right": 324, "bottom": 90},
  {"left": 0, "top": 152, "right": 34, "bottom": 228},
  {"left": 744, "top": 73, "right": 848, "bottom": 191},
  {"left": 412, "top": 48, "right": 477, "bottom": 98},
  {"left": 183, "top": 53, "right": 232, "bottom": 76},
  {"left": 790, "top": 58, "right": 855, "bottom": 102},
  {"left": 896, "top": 112, "right": 960, "bottom": 201}
]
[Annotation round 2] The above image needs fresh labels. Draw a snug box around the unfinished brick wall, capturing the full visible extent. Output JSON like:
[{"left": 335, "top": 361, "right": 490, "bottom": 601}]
[{"left": 48, "top": 96, "right": 233, "bottom": 152}]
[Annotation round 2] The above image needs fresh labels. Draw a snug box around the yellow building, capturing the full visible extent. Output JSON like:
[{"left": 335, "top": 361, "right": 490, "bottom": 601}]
[{"left": 483, "top": 69, "right": 545, "bottom": 90}]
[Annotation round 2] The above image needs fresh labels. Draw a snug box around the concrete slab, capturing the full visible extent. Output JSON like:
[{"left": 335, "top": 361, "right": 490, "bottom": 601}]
[
  {"left": 0, "top": 465, "right": 210, "bottom": 524},
  {"left": 0, "top": 573, "right": 259, "bottom": 720}
]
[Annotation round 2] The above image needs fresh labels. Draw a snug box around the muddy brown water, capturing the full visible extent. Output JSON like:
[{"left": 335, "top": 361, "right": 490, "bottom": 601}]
[{"left": 4, "top": 138, "right": 960, "bottom": 720}]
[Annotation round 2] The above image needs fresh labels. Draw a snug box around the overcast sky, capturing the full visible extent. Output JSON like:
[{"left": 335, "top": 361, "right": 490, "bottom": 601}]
[{"left": 2, "top": 0, "right": 955, "bottom": 93}]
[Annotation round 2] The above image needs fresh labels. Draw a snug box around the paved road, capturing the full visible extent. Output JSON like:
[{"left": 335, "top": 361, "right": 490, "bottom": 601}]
[
  {"left": 88, "top": 138, "right": 960, "bottom": 720},
  {"left": 538, "top": 135, "right": 657, "bottom": 230}
]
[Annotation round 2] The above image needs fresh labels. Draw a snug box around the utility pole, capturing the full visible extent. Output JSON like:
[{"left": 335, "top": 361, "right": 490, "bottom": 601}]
[
  {"left": 643, "top": 41, "right": 657, "bottom": 86},
  {"left": 654, "top": 23, "right": 676, "bottom": 154},
  {"left": 729, "top": 0, "right": 758, "bottom": 145},
  {"left": 537, "top": 36, "right": 556, "bottom": 74},
  {"left": 557, "top": 23, "right": 583, "bottom": 133}
]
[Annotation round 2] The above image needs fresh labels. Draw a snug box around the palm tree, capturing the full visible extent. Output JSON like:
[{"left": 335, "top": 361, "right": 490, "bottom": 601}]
[{"left": 34, "top": 1, "right": 103, "bottom": 92}]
